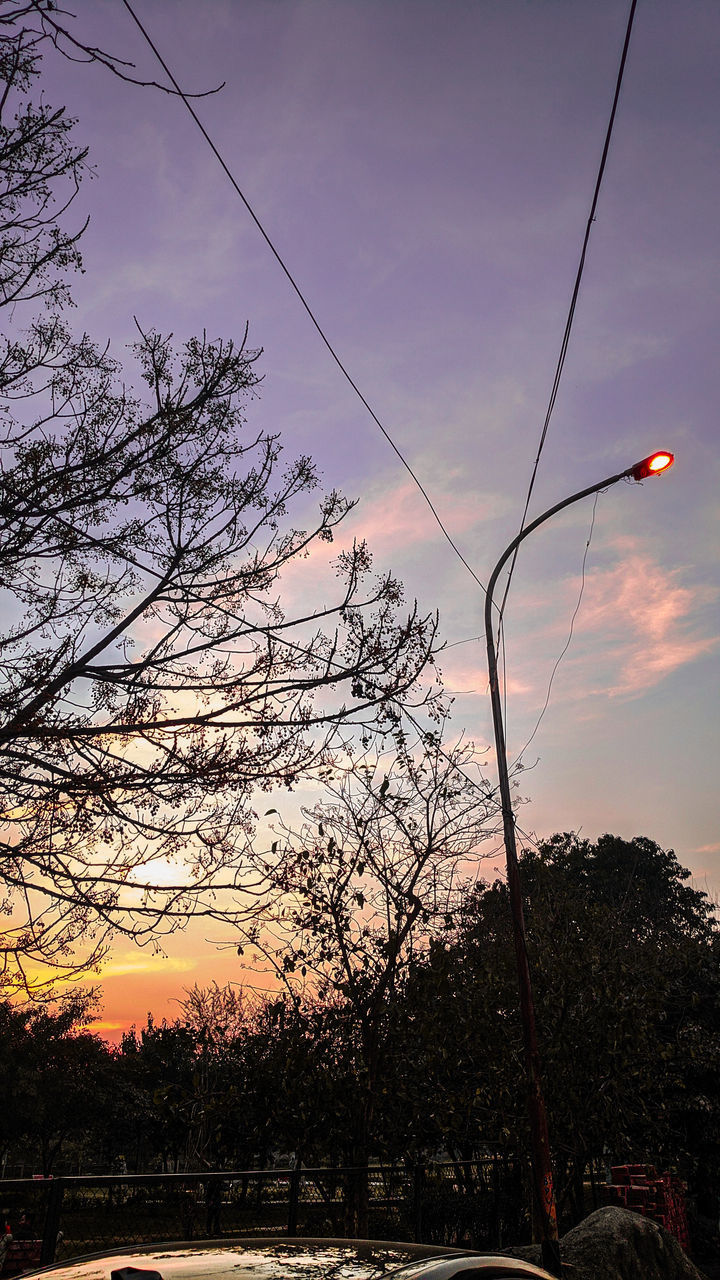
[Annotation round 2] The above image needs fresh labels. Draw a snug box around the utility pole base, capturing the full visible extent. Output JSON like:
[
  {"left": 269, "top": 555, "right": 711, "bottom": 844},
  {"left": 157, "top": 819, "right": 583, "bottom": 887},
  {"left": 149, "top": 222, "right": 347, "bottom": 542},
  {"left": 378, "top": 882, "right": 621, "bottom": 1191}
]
[{"left": 541, "top": 1238, "right": 562, "bottom": 1276}]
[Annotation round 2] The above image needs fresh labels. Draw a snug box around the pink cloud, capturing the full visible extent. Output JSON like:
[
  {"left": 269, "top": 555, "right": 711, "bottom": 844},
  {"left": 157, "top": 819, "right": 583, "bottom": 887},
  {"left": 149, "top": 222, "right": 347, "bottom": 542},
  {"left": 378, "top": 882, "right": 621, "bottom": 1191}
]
[
  {"left": 439, "top": 649, "right": 533, "bottom": 699},
  {"left": 501, "top": 541, "right": 717, "bottom": 717},
  {"left": 273, "top": 474, "right": 503, "bottom": 611},
  {"left": 573, "top": 550, "right": 718, "bottom": 698},
  {"left": 340, "top": 477, "right": 504, "bottom": 558}
]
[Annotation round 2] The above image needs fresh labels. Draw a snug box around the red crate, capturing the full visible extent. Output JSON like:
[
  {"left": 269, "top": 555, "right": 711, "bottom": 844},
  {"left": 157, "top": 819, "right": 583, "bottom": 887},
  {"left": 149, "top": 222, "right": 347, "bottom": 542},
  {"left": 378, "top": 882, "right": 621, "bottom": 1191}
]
[{"left": 601, "top": 1166, "right": 690, "bottom": 1252}]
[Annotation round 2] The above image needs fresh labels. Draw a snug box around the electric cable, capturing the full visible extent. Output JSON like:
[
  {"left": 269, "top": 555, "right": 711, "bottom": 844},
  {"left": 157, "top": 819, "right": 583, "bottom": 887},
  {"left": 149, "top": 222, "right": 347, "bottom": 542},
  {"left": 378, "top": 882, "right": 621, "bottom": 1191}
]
[
  {"left": 495, "top": 0, "right": 639, "bottom": 640},
  {"left": 119, "top": 2, "right": 632, "bottom": 852},
  {"left": 444, "top": 634, "right": 484, "bottom": 650},
  {"left": 120, "top": 0, "right": 488, "bottom": 599},
  {"left": 510, "top": 490, "right": 599, "bottom": 770}
]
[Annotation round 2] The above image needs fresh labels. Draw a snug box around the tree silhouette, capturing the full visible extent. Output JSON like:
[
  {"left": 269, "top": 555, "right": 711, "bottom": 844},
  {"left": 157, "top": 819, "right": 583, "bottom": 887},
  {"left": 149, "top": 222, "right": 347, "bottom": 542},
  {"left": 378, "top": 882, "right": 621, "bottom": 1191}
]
[
  {"left": 0, "top": 4, "right": 440, "bottom": 997},
  {"left": 234, "top": 724, "right": 497, "bottom": 1232}
]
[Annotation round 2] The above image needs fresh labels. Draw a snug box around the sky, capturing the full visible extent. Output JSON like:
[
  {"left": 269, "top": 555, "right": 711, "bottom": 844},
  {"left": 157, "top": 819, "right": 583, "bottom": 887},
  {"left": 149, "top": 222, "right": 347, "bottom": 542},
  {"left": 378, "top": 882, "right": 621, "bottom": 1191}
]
[{"left": 33, "top": 0, "right": 719, "bottom": 1039}]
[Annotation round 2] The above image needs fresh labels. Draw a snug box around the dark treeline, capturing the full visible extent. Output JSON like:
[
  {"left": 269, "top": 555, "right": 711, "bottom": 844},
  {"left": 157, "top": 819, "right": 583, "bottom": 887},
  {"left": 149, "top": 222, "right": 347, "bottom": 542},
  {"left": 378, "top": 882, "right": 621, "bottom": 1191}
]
[{"left": 3, "top": 834, "right": 719, "bottom": 1229}]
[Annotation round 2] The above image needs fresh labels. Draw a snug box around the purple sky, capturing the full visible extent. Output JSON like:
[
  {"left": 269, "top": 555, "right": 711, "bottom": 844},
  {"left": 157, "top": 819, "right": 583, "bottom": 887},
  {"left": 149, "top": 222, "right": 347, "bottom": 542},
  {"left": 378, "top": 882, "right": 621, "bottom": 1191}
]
[{"left": 36, "top": 0, "right": 718, "bottom": 1028}]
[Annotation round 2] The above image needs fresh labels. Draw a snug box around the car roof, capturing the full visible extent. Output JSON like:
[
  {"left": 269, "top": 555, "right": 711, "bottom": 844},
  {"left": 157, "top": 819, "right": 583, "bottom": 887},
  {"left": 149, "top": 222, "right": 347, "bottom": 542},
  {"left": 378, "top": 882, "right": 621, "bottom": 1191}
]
[{"left": 21, "top": 1237, "right": 555, "bottom": 1280}]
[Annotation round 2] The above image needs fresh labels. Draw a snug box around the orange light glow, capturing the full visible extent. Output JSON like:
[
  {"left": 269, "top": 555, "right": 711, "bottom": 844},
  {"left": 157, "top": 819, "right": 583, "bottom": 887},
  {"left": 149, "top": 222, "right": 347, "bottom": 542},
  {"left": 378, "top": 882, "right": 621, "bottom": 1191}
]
[
  {"left": 629, "top": 451, "right": 675, "bottom": 480},
  {"left": 648, "top": 452, "right": 673, "bottom": 472}
]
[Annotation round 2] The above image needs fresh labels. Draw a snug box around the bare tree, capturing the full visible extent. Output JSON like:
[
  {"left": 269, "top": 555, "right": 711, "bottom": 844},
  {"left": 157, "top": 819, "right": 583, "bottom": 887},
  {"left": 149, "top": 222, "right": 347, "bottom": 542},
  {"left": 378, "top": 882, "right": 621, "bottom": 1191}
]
[
  {"left": 0, "top": 3, "right": 91, "bottom": 317},
  {"left": 0, "top": 6, "right": 441, "bottom": 997},
  {"left": 234, "top": 724, "right": 498, "bottom": 1232}
]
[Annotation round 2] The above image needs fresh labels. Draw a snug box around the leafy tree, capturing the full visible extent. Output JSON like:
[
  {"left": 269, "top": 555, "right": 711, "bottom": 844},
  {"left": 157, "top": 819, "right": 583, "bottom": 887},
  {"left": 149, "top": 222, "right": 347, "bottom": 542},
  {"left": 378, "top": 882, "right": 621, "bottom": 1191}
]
[
  {"left": 233, "top": 991, "right": 349, "bottom": 1170},
  {"left": 665, "top": 930, "right": 720, "bottom": 1220},
  {"left": 397, "top": 832, "right": 719, "bottom": 1223},
  {"left": 0, "top": 994, "right": 110, "bottom": 1174},
  {"left": 518, "top": 834, "right": 717, "bottom": 1213},
  {"left": 107, "top": 986, "right": 342, "bottom": 1174},
  {"left": 115, "top": 1015, "right": 203, "bottom": 1174},
  {"left": 174, "top": 983, "right": 254, "bottom": 1170},
  {"left": 0, "top": 4, "right": 440, "bottom": 997},
  {"left": 524, "top": 832, "right": 716, "bottom": 947}
]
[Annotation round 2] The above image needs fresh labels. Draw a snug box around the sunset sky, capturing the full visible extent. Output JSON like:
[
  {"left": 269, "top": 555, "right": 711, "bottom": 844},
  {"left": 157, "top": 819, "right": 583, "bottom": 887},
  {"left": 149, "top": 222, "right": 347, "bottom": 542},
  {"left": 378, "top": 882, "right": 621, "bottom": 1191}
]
[{"left": 36, "top": 0, "right": 719, "bottom": 1039}]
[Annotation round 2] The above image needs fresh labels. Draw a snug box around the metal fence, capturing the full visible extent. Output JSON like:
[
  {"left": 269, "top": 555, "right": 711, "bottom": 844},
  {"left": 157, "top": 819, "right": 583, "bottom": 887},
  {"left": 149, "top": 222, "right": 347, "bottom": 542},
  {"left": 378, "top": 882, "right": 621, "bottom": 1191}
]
[{"left": 0, "top": 1160, "right": 529, "bottom": 1267}]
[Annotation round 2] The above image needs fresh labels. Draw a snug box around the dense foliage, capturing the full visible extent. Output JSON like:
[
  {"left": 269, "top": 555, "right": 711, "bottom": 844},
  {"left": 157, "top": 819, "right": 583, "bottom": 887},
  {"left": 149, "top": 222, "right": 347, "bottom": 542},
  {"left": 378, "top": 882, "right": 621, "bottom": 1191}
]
[{"left": 386, "top": 834, "right": 720, "bottom": 1217}]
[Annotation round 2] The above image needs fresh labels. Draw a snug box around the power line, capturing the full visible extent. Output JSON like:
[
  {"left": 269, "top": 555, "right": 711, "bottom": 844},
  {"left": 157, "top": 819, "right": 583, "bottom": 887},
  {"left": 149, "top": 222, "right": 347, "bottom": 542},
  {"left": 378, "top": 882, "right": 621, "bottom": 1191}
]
[
  {"left": 443, "top": 634, "right": 484, "bottom": 650},
  {"left": 121, "top": 0, "right": 635, "bottom": 828},
  {"left": 510, "top": 490, "right": 599, "bottom": 770},
  {"left": 495, "top": 0, "right": 639, "bottom": 639},
  {"left": 120, "top": 0, "right": 488, "bottom": 599},
  {"left": 115, "top": 3, "right": 505, "bottom": 817}
]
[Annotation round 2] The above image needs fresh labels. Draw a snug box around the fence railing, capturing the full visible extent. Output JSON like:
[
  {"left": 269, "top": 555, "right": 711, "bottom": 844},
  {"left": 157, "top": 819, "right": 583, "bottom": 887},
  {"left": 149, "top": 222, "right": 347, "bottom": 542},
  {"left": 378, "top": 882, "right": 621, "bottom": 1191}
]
[{"left": 0, "top": 1160, "right": 529, "bottom": 1266}]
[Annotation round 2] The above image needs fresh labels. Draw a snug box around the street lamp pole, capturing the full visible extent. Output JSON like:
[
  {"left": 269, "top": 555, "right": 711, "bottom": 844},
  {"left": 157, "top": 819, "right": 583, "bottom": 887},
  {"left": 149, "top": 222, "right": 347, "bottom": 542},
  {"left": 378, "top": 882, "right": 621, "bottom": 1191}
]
[{"left": 483, "top": 451, "right": 674, "bottom": 1278}]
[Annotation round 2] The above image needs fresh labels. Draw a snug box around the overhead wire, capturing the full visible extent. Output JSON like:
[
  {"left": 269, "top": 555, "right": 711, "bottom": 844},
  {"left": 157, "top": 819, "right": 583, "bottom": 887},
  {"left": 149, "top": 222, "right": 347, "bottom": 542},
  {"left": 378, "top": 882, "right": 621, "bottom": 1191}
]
[
  {"left": 120, "top": 0, "right": 488, "bottom": 599},
  {"left": 120, "top": 0, "right": 636, "bottom": 649},
  {"left": 443, "top": 634, "right": 484, "bottom": 650},
  {"left": 510, "top": 489, "right": 599, "bottom": 772},
  {"left": 115, "top": 0, "right": 506, "bottom": 820},
  {"left": 119, "top": 0, "right": 637, "bottom": 844},
  {"left": 495, "top": 0, "right": 639, "bottom": 643},
  {"left": 490, "top": 0, "right": 638, "bottom": 774}
]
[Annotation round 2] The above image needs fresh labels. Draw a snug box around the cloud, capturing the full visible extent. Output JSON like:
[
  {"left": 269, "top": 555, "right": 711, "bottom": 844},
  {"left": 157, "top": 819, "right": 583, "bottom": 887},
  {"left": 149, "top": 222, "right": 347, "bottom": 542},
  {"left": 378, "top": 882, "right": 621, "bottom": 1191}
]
[
  {"left": 574, "top": 548, "right": 718, "bottom": 699},
  {"left": 339, "top": 476, "right": 506, "bottom": 560},
  {"left": 438, "top": 649, "right": 533, "bottom": 700},
  {"left": 99, "top": 953, "right": 198, "bottom": 979},
  {"left": 502, "top": 539, "right": 718, "bottom": 718},
  {"left": 271, "top": 473, "right": 502, "bottom": 612},
  {"left": 694, "top": 842, "right": 720, "bottom": 856}
]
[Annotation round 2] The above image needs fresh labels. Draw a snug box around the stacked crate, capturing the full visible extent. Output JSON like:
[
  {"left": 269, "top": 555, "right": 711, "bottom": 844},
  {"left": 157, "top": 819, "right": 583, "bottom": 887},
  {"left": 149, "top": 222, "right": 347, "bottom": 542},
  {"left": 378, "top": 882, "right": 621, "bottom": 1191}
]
[{"left": 600, "top": 1164, "right": 690, "bottom": 1250}]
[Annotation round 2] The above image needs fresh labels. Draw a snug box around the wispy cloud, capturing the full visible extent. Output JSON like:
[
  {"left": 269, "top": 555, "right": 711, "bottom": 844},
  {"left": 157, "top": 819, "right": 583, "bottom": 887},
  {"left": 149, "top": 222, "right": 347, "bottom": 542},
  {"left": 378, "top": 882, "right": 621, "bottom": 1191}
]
[
  {"left": 99, "top": 954, "right": 197, "bottom": 979},
  {"left": 273, "top": 473, "right": 504, "bottom": 610},
  {"left": 439, "top": 650, "right": 534, "bottom": 700},
  {"left": 574, "top": 546, "right": 718, "bottom": 698},
  {"left": 340, "top": 475, "right": 507, "bottom": 560},
  {"left": 502, "top": 539, "right": 718, "bottom": 717}
]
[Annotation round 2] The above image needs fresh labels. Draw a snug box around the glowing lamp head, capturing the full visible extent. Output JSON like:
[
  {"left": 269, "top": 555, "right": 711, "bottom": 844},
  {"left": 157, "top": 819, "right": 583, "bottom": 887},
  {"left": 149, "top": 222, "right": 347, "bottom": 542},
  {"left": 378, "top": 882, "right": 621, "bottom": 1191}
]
[{"left": 629, "top": 451, "right": 674, "bottom": 481}]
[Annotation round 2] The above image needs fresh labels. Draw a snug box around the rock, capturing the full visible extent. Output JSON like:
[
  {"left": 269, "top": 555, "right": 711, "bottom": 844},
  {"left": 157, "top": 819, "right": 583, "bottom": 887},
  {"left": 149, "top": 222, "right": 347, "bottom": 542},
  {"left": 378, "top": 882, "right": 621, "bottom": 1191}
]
[
  {"left": 503, "top": 1207, "right": 709, "bottom": 1280},
  {"left": 559, "top": 1206, "right": 707, "bottom": 1280}
]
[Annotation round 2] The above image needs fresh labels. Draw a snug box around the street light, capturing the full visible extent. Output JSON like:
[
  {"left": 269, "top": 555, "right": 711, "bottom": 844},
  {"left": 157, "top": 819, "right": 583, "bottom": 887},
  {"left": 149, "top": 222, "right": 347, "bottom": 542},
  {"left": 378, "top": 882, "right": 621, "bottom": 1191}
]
[{"left": 484, "top": 450, "right": 674, "bottom": 1278}]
